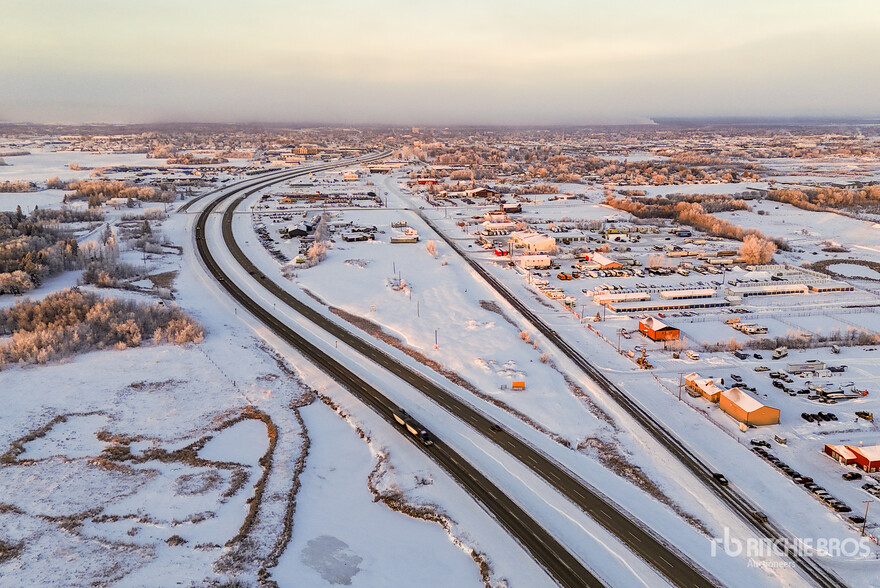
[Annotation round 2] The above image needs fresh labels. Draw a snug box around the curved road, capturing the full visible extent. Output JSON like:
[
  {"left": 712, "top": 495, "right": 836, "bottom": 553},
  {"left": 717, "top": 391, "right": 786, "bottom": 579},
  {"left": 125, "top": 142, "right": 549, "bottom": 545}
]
[
  {"left": 198, "top": 161, "right": 722, "bottom": 587},
  {"left": 194, "top": 157, "right": 605, "bottom": 588}
]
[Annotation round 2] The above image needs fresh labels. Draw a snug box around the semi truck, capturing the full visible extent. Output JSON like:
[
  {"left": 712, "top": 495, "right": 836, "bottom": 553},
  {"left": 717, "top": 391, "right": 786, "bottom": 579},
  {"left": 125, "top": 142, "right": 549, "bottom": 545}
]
[{"left": 393, "top": 407, "right": 434, "bottom": 446}]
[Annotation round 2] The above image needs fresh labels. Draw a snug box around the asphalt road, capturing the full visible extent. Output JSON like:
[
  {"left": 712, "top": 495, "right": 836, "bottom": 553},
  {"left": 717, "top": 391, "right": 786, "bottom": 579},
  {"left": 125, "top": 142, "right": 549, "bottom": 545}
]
[
  {"left": 417, "top": 211, "right": 848, "bottom": 588},
  {"left": 197, "top": 161, "right": 725, "bottom": 588},
  {"left": 194, "top": 157, "right": 606, "bottom": 588}
]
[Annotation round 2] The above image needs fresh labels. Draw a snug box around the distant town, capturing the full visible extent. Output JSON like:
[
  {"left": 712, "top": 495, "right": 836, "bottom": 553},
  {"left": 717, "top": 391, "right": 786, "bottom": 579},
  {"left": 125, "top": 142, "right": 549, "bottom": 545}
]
[{"left": 2, "top": 121, "right": 880, "bottom": 587}]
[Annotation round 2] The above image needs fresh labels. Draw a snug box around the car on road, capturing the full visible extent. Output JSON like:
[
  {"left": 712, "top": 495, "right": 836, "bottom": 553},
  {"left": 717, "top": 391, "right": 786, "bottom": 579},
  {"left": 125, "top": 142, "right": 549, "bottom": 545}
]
[{"left": 712, "top": 473, "right": 729, "bottom": 486}]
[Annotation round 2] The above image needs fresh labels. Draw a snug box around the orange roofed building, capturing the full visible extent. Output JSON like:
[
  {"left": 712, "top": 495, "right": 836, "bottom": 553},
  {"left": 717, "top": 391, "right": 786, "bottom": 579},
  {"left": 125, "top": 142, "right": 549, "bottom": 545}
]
[
  {"left": 638, "top": 317, "right": 680, "bottom": 341},
  {"left": 720, "top": 387, "right": 780, "bottom": 426}
]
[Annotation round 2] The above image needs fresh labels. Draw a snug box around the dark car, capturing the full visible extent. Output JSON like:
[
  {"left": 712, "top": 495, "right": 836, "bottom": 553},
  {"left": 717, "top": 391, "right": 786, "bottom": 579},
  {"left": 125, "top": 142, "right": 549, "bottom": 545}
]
[
  {"left": 835, "top": 504, "right": 852, "bottom": 513},
  {"left": 849, "top": 516, "right": 865, "bottom": 524},
  {"left": 754, "top": 353, "right": 763, "bottom": 359},
  {"left": 794, "top": 476, "right": 813, "bottom": 484},
  {"left": 843, "top": 472, "right": 862, "bottom": 481},
  {"left": 750, "top": 439, "right": 771, "bottom": 448},
  {"left": 712, "top": 473, "right": 729, "bottom": 486},
  {"left": 801, "top": 412, "right": 814, "bottom": 422}
]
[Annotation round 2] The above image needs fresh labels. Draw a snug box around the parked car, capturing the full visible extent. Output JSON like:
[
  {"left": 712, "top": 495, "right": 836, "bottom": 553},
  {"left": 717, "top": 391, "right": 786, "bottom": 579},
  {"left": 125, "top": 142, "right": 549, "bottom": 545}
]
[
  {"left": 801, "top": 412, "right": 814, "bottom": 422},
  {"left": 754, "top": 366, "right": 770, "bottom": 372},
  {"left": 843, "top": 472, "right": 863, "bottom": 481},
  {"left": 730, "top": 373, "right": 743, "bottom": 382},
  {"left": 753, "top": 353, "right": 763, "bottom": 359},
  {"left": 750, "top": 439, "right": 771, "bottom": 448}
]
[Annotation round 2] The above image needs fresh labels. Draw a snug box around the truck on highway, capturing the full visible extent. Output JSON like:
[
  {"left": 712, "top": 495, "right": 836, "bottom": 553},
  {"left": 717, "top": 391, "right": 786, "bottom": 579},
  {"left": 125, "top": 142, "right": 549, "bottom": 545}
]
[{"left": 393, "top": 407, "right": 434, "bottom": 446}]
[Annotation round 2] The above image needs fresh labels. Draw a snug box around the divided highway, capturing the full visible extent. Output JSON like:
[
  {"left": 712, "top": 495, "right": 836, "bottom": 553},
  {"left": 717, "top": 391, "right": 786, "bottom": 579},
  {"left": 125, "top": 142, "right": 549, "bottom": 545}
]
[
  {"left": 196, "top": 160, "right": 723, "bottom": 587},
  {"left": 193, "top": 157, "right": 606, "bottom": 588},
  {"left": 417, "top": 212, "right": 848, "bottom": 588}
]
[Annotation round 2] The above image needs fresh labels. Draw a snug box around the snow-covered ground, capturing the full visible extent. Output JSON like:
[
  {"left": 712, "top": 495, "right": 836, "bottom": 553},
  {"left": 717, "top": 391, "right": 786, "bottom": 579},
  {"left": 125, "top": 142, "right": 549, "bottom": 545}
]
[{"left": 4, "top": 148, "right": 880, "bottom": 587}]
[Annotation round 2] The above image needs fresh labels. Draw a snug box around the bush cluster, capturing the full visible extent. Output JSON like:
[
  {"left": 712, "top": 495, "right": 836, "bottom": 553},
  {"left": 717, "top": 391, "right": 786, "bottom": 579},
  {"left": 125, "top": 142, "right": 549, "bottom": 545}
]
[{"left": 0, "top": 288, "right": 203, "bottom": 368}]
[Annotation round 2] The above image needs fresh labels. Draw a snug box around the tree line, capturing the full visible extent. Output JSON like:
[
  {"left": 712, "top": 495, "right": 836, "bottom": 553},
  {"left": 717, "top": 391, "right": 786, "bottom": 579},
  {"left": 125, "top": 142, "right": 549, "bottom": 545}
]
[{"left": 0, "top": 207, "right": 109, "bottom": 295}]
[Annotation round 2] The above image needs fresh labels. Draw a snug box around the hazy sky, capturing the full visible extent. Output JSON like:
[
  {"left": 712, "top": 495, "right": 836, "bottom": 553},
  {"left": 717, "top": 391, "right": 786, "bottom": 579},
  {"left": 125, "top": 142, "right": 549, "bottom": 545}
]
[{"left": 3, "top": 0, "right": 879, "bottom": 124}]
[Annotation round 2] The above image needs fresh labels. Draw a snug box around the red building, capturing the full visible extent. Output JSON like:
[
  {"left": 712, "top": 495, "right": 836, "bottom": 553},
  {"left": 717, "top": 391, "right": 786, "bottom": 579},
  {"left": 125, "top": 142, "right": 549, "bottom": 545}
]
[
  {"left": 824, "top": 443, "right": 880, "bottom": 472},
  {"left": 850, "top": 445, "right": 880, "bottom": 473},
  {"left": 638, "top": 317, "right": 680, "bottom": 341},
  {"left": 824, "top": 444, "right": 857, "bottom": 465}
]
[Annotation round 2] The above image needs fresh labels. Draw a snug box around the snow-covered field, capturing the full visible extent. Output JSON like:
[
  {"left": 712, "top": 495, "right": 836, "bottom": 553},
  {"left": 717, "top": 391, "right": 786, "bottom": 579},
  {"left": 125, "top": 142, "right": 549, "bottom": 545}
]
[{"left": 4, "top": 148, "right": 880, "bottom": 587}]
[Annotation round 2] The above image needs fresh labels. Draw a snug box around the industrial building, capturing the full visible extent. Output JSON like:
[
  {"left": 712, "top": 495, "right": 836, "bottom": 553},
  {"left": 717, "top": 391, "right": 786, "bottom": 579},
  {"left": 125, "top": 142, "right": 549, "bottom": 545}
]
[
  {"left": 725, "top": 283, "right": 809, "bottom": 297},
  {"left": 825, "top": 444, "right": 858, "bottom": 465},
  {"left": 659, "top": 288, "right": 716, "bottom": 300},
  {"left": 809, "top": 282, "right": 855, "bottom": 293},
  {"left": 585, "top": 252, "right": 622, "bottom": 269},
  {"left": 593, "top": 291, "right": 651, "bottom": 305},
  {"left": 607, "top": 298, "right": 731, "bottom": 313},
  {"left": 508, "top": 231, "right": 556, "bottom": 253},
  {"left": 684, "top": 373, "right": 724, "bottom": 402},
  {"left": 719, "top": 387, "right": 780, "bottom": 426},
  {"left": 825, "top": 444, "right": 880, "bottom": 473},
  {"left": 786, "top": 360, "right": 826, "bottom": 375},
  {"left": 518, "top": 255, "right": 552, "bottom": 269},
  {"left": 638, "top": 317, "right": 680, "bottom": 341}
]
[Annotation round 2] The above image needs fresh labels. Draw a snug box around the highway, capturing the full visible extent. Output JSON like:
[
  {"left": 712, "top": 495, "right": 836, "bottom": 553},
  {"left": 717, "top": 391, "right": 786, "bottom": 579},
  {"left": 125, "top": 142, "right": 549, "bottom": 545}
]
[
  {"left": 197, "top": 160, "right": 722, "bottom": 588},
  {"left": 193, "top": 156, "right": 606, "bottom": 588},
  {"left": 417, "top": 211, "right": 848, "bottom": 588}
]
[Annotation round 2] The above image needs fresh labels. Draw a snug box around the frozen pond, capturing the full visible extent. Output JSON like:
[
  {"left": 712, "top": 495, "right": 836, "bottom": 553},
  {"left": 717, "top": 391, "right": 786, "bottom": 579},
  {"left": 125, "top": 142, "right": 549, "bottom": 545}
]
[{"left": 826, "top": 263, "right": 880, "bottom": 280}]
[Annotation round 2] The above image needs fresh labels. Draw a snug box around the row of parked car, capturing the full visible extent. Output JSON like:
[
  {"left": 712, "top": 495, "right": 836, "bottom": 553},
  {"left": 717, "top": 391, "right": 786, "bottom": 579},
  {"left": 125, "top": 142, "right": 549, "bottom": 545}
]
[
  {"left": 751, "top": 447, "right": 860, "bottom": 521},
  {"left": 801, "top": 411, "right": 838, "bottom": 422}
]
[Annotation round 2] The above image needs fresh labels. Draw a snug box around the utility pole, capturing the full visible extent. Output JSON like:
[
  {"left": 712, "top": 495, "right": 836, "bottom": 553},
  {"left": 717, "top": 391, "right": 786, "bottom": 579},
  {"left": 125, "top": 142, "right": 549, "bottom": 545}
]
[
  {"left": 863, "top": 500, "right": 873, "bottom": 536},
  {"left": 434, "top": 329, "right": 439, "bottom": 349},
  {"left": 679, "top": 372, "right": 684, "bottom": 401}
]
